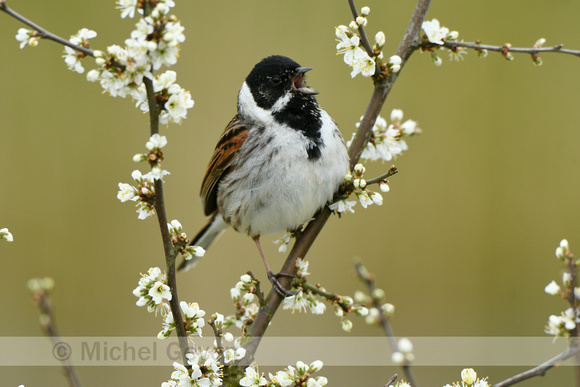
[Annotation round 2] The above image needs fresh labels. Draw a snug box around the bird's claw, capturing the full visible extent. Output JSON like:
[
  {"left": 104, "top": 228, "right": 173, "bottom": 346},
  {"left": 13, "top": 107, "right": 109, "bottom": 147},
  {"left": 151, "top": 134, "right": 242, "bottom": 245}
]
[{"left": 267, "top": 270, "right": 298, "bottom": 297}]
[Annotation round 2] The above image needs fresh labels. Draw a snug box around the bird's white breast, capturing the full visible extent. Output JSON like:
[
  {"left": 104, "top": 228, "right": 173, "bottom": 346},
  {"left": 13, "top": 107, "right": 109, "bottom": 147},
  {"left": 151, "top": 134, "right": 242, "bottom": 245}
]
[{"left": 217, "top": 100, "right": 349, "bottom": 237}]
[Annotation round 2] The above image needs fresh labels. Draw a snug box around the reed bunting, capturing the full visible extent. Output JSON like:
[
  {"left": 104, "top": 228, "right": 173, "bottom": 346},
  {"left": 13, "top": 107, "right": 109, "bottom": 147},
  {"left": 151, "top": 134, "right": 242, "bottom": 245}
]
[{"left": 179, "top": 55, "right": 349, "bottom": 294}]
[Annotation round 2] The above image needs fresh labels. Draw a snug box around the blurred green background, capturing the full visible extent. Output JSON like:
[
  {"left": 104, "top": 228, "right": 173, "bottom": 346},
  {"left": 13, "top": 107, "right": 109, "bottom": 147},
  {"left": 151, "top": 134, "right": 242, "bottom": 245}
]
[{"left": 1, "top": 0, "right": 580, "bottom": 385}]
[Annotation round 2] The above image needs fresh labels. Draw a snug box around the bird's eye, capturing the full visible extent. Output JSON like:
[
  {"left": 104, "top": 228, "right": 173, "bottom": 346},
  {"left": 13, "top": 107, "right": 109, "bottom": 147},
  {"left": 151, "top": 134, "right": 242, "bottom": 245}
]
[{"left": 271, "top": 76, "right": 281, "bottom": 85}]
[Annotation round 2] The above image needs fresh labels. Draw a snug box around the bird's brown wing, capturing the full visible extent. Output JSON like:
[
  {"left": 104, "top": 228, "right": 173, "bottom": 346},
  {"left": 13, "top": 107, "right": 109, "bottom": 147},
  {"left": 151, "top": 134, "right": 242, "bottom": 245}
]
[{"left": 200, "top": 115, "right": 249, "bottom": 216}]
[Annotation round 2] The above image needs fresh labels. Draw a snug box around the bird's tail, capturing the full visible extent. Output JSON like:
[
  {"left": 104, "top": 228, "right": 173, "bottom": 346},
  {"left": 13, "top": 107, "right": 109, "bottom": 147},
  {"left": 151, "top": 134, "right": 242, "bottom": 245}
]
[{"left": 178, "top": 213, "right": 228, "bottom": 271}]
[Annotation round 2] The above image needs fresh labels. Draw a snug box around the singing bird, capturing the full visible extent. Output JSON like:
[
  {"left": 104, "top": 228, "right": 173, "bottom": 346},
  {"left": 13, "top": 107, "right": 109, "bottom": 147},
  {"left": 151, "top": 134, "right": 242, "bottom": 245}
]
[{"left": 179, "top": 55, "right": 349, "bottom": 294}]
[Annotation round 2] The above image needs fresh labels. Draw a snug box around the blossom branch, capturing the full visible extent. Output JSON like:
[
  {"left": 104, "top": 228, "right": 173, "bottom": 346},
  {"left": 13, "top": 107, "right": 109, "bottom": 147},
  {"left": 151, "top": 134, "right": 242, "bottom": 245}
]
[
  {"left": 385, "top": 374, "right": 398, "bottom": 387},
  {"left": 494, "top": 344, "right": 580, "bottom": 387},
  {"left": 299, "top": 281, "right": 354, "bottom": 313},
  {"left": 348, "top": 0, "right": 381, "bottom": 74},
  {"left": 0, "top": 1, "right": 94, "bottom": 57},
  {"left": 347, "top": 0, "right": 375, "bottom": 58},
  {"left": 355, "top": 261, "right": 417, "bottom": 387},
  {"left": 138, "top": 20, "right": 190, "bottom": 372},
  {"left": 241, "top": 0, "right": 433, "bottom": 364},
  {"left": 29, "top": 279, "right": 82, "bottom": 387},
  {"left": 442, "top": 40, "right": 580, "bottom": 58},
  {"left": 342, "top": 166, "right": 398, "bottom": 193}
]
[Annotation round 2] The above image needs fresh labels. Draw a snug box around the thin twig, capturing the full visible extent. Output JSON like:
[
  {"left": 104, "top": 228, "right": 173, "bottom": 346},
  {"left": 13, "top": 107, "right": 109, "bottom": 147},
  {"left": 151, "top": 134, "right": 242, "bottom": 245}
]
[
  {"left": 0, "top": 1, "right": 94, "bottom": 57},
  {"left": 442, "top": 41, "right": 580, "bottom": 57},
  {"left": 494, "top": 344, "right": 580, "bottom": 387},
  {"left": 138, "top": 0, "right": 191, "bottom": 366},
  {"left": 300, "top": 281, "right": 351, "bottom": 313},
  {"left": 32, "top": 288, "right": 82, "bottom": 387},
  {"left": 385, "top": 374, "right": 398, "bottom": 387},
  {"left": 354, "top": 262, "right": 417, "bottom": 387},
  {"left": 366, "top": 166, "right": 398, "bottom": 185},
  {"left": 342, "top": 166, "right": 398, "bottom": 192},
  {"left": 347, "top": 0, "right": 379, "bottom": 76}
]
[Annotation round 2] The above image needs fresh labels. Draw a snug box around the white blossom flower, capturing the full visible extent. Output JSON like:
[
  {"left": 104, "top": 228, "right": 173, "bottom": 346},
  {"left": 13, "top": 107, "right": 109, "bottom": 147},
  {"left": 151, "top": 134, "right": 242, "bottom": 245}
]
[
  {"left": 146, "top": 133, "right": 168, "bottom": 151},
  {"left": 240, "top": 366, "right": 267, "bottom": 386},
  {"left": 360, "top": 6, "right": 370, "bottom": 16},
  {"left": 296, "top": 258, "right": 310, "bottom": 277},
  {"left": 143, "top": 167, "right": 170, "bottom": 181},
  {"left": 117, "top": 183, "right": 137, "bottom": 202},
  {"left": 422, "top": 19, "right": 449, "bottom": 45},
  {"left": 15, "top": 28, "right": 39, "bottom": 49},
  {"left": 185, "top": 350, "right": 222, "bottom": 386},
  {"left": 149, "top": 281, "right": 171, "bottom": 304},
  {"left": 544, "top": 280, "right": 561, "bottom": 295},
  {"left": 307, "top": 377, "right": 328, "bottom": 387},
  {"left": 329, "top": 198, "right": 357, "bottom": 214},
  {"left": 163, "top": 21, "right": 186, "bottom": 47},
  {"left": 357, "top": 191, "right": 373, "bottom": 208},
  {"left": 449, "top": 47, "right": 468, "bottom": 62},
  {"left": 117, "top": 0, "right": 138, "bottom": 18},
  {"left": 335, "top": 26, "right": 376, "bottom": 78},
  {"left": 86, "top": 69, "right": 100, "bottom": 82},
  {"left": 310, "top": 300, "right": 326, "bottom": 315},
  {"left": 461, "top": 368, "right": 477, "bottom": 385},
  {"left": 350, "top": 53, "right": 375, "bottom": 78},
  {"left": 273, "top": 233, "right": 292, "bottom": 253},
  {"left": 283, "top": 290, "right": 310, "bottom": 313},
  {"left": 223, "top": 349, "right": 235, "bottom": 364},
  {"left": 545, "top": 308, "right": 580, "bottom": 337},
  {"left": 63, "top": 29, "right": 97, "bottom": 74},
  {"left": 0, "top": 228, "right": 14, "bottom": 242},
  {"left": 370, "top": 192, "right": 383, "bottom": 205}
]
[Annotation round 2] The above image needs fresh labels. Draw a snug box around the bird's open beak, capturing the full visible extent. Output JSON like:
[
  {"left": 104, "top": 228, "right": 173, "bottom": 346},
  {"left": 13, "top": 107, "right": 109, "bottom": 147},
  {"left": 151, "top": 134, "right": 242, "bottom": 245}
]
[{"left": 293, "top": 67, "right": 319, "bottom": 95}]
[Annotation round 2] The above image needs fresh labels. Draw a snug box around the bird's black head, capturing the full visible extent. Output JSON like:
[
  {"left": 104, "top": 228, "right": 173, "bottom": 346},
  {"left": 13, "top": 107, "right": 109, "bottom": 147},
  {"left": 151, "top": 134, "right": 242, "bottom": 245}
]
[{"left": 244, "top": 55, "right": 318, "bottom": 111}]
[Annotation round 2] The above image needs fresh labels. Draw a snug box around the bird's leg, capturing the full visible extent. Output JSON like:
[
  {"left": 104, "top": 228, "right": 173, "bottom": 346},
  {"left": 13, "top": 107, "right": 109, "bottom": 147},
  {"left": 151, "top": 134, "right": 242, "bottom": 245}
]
[{"left": 252, "top": 236, "right": 297, "bottom": 297}]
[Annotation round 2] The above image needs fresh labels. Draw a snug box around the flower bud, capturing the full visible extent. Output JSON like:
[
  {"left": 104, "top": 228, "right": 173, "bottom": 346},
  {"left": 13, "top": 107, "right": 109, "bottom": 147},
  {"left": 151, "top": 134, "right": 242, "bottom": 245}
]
[
  {"left": 374, "top": 31, "right": 385, "bottom": 48},
  {"left": 398, "top": 337, "right": 413, "bottom": 353},
  {"left": 544, "top": 280, "right": 560, "bottom": 295},
  {"left": 447, "top": 31, "right": 459, "bottom": 40},
  {"left": 309, "top": 360, "right": 323, "bottom": 372},
  {"left": 341, "top": 318, "right": 353, "bottom": 332},
  {"left": 388, "top": 55, "right": 402, "bottom": 66},
  {"left": 382, "top": 303, "right": 395, "bottom": 316},
  {"left": 372, "top": 288, "right": 385, "bottom": 300},
  {"left": 354, "top": 290, "right": 367, "bottom": 303},
  {"left": 353, "top": 163, "right": 365, "bottom": 175},
  {"left": 563, "top": 272, "right": 573, "bottom": 287},
  {"left": 360, "top": 6, "right": 370, "bottom": 16},
  {"left": 391, "top": 351, "right": 404, "bottom": 365}
]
